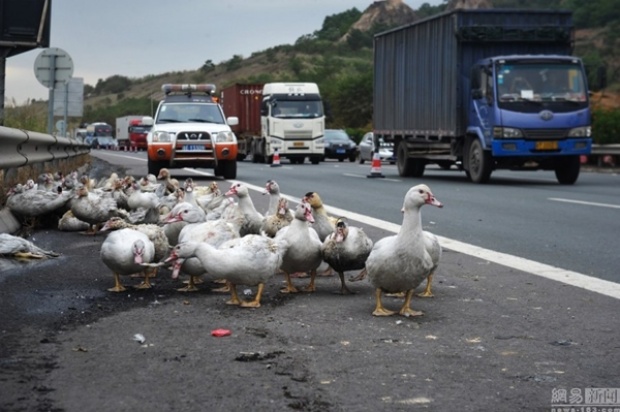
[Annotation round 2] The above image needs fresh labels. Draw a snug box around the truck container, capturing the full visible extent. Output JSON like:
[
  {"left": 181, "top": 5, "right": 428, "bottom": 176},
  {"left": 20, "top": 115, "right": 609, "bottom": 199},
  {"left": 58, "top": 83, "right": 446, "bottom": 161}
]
[
  {"left": 373, "top": 9, "right": 592, "bottom": 184},
  {"left": 220, "top": 83, "right": 263, "bottom": 161},
  {"left": 116, "top": 115, "right": 152, "bottom": 150}
]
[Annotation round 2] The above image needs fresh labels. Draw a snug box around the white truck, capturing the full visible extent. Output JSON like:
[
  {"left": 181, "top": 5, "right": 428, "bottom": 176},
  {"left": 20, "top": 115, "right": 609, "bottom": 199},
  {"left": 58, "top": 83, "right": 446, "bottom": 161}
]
[{"left": 253, "top": 82, "right": 325, "bottom": 164}]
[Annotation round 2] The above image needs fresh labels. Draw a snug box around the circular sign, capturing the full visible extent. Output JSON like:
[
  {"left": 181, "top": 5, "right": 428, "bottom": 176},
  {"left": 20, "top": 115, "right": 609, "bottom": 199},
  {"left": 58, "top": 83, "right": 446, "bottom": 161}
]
[
  {"left": 34, "top": 47, "right": 74, "bottom": 88},
  {"left": 55, "top": 120, "right": 66, "bottom": 132}
]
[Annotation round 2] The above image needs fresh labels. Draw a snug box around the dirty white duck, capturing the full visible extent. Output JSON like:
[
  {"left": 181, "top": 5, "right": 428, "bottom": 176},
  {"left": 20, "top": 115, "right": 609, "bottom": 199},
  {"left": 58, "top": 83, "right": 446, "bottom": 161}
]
[
  {"left": 275, "top": 199, "right": 323, "bottom": 293},
  {"left": 0, "top": 233, "right": 60, "bottom": 258},
  {"left": 166, "top": 234, "right": 288, "bottom": 308},
  {"left": 225, "top": 182, "right": 265, "bottom": 236},
  {"left": 162, "top": 202, "right": 206, "bottom": 246},
  {"left": 304, "top": 191, "right": 337, "bottom": 242},
  {"left": 263, "top": 179, "right": 285, "bottom": 216},
  {"left": 70, "top": 185, "right": 129, "bottom": 234},
  {"left": 321, "top": 218, "right": 373, "bottom": 295},
  {"left": 100, "top": 228, "right": 155, "bottom": 292},
  {"left": 157, "top": 168, "right": 180, "bottom": 195},
  {"left": 6, "top": 183, "right": 72, "bottom": 218},
  {"left": 170, "top": 214, "right": 242, "bottom": 292},
  {"left": 365, "top": 184, "right": 443, "bottom": 317},
  {"left": 58, "top": 210, "right": 91, "bottom": 232},
  {"left": 261, "top": 197, "right": 293, "bottom": 238}
]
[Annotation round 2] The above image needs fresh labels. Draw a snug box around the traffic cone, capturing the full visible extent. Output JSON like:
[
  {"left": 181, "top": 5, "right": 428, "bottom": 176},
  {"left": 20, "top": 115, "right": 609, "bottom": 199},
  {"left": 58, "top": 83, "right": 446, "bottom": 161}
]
[
  {"left": 367, "top": 152, "right": 385, "bottom": 178},
  {"left": 271, "top": 149, "right": 281, "bottom": 167}
]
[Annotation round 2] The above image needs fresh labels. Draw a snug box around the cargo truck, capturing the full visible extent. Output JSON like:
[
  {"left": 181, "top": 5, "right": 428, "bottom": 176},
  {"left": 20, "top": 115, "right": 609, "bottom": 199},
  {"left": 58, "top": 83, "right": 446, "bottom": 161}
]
[
  {"left": 144, "top": 84, "right": 239, "bottom": 179},
  {"left": 116, "top": 115, "right": 153, "bottom": 150},
  {"left": 221, "top": 82, "right": 325, "bottom": 164},
  {"left": 373, "top": 9, "right": 592, "bottom": 184}
]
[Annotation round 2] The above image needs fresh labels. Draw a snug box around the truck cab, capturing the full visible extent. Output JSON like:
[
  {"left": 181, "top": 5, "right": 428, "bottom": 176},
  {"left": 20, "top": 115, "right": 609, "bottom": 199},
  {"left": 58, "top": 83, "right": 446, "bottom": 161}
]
[
  {"left": 255, "top": 82, "right": 325, "bottom": 165},
  {"left": 468, "top": 55, "right": 590, "bottom": 183},
  {"left": 144, "top": 84, "right": 239, "bottom": 179}
]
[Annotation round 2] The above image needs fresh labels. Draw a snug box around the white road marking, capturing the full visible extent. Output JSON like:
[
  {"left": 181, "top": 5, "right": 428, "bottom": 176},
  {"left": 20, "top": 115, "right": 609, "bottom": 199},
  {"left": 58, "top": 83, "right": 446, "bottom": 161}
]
[{"left": 549, "top": 197, "right": 620, "bottom": 209}]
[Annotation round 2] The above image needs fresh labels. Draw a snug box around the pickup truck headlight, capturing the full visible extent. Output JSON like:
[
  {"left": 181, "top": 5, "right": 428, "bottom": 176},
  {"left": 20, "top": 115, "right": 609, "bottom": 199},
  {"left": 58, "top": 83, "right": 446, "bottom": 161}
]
[
  {"left": 152, "top": 131, "right": 173, "bottom": 142},
  {"left": 568, "top": 126, "right": 591, "bottom": 138},
  {"left": 214, "top": 131, "right": 237, "bottom": 143},
  {"left": 493, "top": 127, "right": 523, "bottom": 139}
]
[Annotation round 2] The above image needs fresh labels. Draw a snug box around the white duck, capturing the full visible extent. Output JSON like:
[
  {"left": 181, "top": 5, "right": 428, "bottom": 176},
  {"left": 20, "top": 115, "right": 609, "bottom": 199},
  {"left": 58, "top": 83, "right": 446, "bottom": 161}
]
[
  {"left": 261, "top": 197, "right": 293, "bottom": 238},
  {"left": 171, "top": 215, "right": 241, "bottom": 292},
  {"left": 6, "top": 183, "right": 72, "bottom": 218},
  {"left": 304, "top": 191, "right": 337, "bottom": 242},
  {"left": 365, "top": 184, "right": 443, "bottom": 317},
  {"left": 162, "top": 202, "right": 206, "bottom": 246},
  {"left": 275, "top": 199, "right": 323, "bottom": 293},
  {"left": 58, "top": 210, "right": 91, "bottom": 232},
  {"left": 263, "top": 179, "right": 284, "bottom": 216},
  {"left": 321, "top": 218, "right": 373, "bottom": 295},
  {"left": 0, "top": 233, "right": 60, "bottom": 258},
  {"left": 166, "top": 234, "right": 288, "bottom": 308},
  {"left": 100, "top": 228, "right": 155, "bottom": 292},
  {"left": 225, "top": 182, "right": 265, "bottom": 236},
  {"left": 70, "top": 185, "right": 128, "bottom": 234}
]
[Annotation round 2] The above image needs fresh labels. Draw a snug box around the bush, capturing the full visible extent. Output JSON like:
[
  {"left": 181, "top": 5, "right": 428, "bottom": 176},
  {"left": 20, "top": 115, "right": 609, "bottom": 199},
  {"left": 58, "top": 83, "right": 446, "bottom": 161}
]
[{"left": 592, "top": 108, "right": 620, "bottom": 144}]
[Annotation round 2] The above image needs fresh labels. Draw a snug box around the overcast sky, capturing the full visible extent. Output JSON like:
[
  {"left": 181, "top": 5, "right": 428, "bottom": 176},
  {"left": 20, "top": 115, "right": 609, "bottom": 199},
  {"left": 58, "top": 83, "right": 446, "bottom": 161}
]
[{"left": 4, "top": 0, "right": 440, "bottom": 104}]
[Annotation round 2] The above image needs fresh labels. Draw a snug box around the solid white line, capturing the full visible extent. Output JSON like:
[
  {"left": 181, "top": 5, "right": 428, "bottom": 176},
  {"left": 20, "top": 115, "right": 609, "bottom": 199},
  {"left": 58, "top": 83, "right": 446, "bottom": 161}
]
[{"left": 549, "top": 197, "right": 620, "bottom": 209}]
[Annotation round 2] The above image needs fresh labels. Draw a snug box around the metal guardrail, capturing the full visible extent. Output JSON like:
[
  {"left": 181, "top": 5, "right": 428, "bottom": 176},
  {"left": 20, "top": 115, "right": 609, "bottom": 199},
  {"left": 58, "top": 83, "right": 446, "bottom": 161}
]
[
  {"left": 592, "top": 144, "right": 620, "bottom": 156},
  {"left": 0, "top": 125, "right": 90, "bottom": 167}
]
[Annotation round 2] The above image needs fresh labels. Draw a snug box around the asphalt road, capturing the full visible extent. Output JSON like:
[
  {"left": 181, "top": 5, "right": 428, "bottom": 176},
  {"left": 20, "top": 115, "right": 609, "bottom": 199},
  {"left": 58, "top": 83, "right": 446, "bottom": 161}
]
[{"left": 1, "top": 153, "right": 619, "bottom": 412}]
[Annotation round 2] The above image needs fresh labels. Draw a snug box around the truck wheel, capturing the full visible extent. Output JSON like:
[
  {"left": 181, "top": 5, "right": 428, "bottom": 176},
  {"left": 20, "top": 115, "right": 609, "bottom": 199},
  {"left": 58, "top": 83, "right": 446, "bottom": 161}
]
[
  {"left": 147, "top": 159, "right": 166, "bottom": 176},
  {"left": 397, "top": 142, "right": 425, "bottom": 177},
  {"left": 310, "top": 156, "right": 320, "bottom": 165},
  {"left": 217, "top": 160, "right": 237, "bottom": 180},
  {"left": 554, "top": 156, "right": 580, "bottom": 184},
  {"left": 467, "top": 139, "right": 492, "bottom": 183}
]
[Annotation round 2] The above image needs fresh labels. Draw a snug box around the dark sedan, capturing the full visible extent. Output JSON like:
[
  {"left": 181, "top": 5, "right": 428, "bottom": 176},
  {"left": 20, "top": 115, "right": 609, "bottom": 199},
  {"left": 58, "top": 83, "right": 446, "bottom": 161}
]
[{"left": 323, "top": 129, "right": 357, "bottom": 162}]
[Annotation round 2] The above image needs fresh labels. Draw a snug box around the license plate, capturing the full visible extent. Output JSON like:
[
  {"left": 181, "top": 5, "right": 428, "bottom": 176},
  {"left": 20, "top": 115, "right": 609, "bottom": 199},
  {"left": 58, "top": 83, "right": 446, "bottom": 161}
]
[
  {"left": 293, "top": 141, "right": 304, "bottom": 147},
  {"left": 336, "top": 149, "right": 345, "bottom": 154},
  {"left": 535, "top": 141, "right": 558, "bottom": 150},
  {"left": 184, "top": 145, "right": 202, "bottom": 151}
]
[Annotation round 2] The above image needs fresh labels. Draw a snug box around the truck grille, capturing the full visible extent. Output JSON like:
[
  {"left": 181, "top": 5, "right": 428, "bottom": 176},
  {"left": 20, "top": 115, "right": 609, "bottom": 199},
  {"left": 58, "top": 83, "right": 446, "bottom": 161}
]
[
  {"left": 523, "top": 129, "right": 568, "bottom": 140},
  {"left": 284, "top": 130, "right": 313, "bottom": 139},
  {"left": 174, "top": 130, "right": 214, "bottom": 157}
]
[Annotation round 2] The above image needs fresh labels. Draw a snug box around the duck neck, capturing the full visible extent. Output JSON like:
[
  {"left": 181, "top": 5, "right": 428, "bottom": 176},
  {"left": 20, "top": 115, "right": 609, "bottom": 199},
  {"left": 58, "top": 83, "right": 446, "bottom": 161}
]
[{"left": 400, "top": 206, "right": 423, "bottom": 237}]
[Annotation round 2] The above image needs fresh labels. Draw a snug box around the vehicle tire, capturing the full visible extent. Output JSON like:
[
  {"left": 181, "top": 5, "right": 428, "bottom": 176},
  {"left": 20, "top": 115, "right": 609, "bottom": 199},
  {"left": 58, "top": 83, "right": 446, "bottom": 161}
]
[
  {"left": 359, "top": 156, "right": 365, "bottom": 164},
  {"left": 467, "top": 139, "right": 492, "bottom": 183},
  {"left": 349, "top": 154, "right": 356, "bottom": 162},
  {"left": 554, "top": 156, "right": 580, "bottom": 185},
  {"left": 147, "top": 158, "right": 166, "bottom": 176},
  {"left": 396, "top": 142, "right": 425, "bottom": 177},
  {"left": 338, "top": 158, "right": 345, "bottom": 162},
  {"left": 217, "top": 160, "right": 237, "bottom": 180},
  {"left": 310, "top": 156, "right": 320, "bottom": 165}
]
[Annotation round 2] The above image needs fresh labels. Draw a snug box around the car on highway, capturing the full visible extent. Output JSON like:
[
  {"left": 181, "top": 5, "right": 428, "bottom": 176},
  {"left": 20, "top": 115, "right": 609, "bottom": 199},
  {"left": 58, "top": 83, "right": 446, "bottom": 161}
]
[
  {"left": 323, "top": 129, "right": 357, "bottom": 162},
  {"left": 90, "top": 136, "right": 119, "bottom": 150},
  {"left": 358, "top": 132, "right": 395, "bottom": 164}
]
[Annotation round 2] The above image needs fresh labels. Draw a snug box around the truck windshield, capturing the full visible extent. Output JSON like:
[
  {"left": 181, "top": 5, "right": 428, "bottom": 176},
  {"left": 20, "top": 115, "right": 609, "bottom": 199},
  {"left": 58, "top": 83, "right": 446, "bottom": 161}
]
[
  {"left": 496, "top": 61, "right": 588, "bottom": 111},
  {"left": 157, "top": 103, "right": 225, "bottom": 124},
  {"left": 271, "top": 100, "right": 323, "bottom": 119}
]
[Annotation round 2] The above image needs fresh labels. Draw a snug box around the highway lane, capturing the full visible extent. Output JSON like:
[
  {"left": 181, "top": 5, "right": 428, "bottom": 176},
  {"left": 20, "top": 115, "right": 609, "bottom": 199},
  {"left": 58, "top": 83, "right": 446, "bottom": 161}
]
[{"left": 90, "top": 150, "right": 620, "bottom": 287}]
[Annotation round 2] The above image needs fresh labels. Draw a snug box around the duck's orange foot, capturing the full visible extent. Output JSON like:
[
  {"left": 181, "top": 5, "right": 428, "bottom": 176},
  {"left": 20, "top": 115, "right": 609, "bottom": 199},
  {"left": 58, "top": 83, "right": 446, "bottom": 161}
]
[
  {"left": 302, "top": 284, "right": 316, "bottom": 293},
  {"left": 372, "top": 308, "right": 396, "bottom": 317},
  {"left": 211, "top": 285, "right": 230, "bottom": 293},
  {"left": 399, "top": 307, "right": 424, "bottom": 317},
  {"left": 417, "top": 290, "right": 434, "bottom": 298},
  {"left": 134, "top": 281, "right": 152, "bottom": 290},
  {"left": 108, "top": 285, "right": 126, "bottom": 292},
  {"left": 225, "top": 298, "right": 241, "bottom": 306},
  {"left": 177, "top": 285, "right": 199, "bottom": 292},
  {"left": 239, "top": 300, "right": 261, "bottom": 308},
  {"left": 280, "top": 285, "right": 299, "bottom": 294}
]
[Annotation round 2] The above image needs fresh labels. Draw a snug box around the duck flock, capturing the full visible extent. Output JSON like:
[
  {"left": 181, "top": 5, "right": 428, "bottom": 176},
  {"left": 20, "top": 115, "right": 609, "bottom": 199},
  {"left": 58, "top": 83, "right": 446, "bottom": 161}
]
[{"left": 1, "top": 168, "right": 444, "bottom": 317}]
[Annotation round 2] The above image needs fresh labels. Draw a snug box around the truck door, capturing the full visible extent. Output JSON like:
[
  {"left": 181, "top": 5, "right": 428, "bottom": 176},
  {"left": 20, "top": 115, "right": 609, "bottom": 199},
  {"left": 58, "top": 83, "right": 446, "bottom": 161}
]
[{"left": 470, "top": 65, "right": 494, "bottom": 146}]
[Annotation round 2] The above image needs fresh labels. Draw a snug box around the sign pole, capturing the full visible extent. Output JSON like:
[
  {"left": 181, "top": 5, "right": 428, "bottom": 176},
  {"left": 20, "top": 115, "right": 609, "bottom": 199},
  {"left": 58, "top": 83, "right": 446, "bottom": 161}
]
[{"left": 46, "top": 54, "right": 56, "bottom": 134}]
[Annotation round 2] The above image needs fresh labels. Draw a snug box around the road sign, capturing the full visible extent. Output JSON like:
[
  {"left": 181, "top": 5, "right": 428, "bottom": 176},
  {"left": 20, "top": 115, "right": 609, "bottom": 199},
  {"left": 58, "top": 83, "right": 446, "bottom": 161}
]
[
  {"left": 34, "top": 47, "right": 74, "bottom": 88},
  {"left": 54, "top": 77, "right": 84, "bottom": 117}
]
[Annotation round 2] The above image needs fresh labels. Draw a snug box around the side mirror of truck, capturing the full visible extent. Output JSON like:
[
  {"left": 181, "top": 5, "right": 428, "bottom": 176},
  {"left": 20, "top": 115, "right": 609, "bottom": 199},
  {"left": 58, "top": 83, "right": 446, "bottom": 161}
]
[
  {"left": 471, "top": 89, "right": 483, "bottom": 99},
  {"left": 142, "top": 116, "right": 154, "bottom": 125},
  {"left": 227, "top": 116, "right": 239, "bottom": 126}
]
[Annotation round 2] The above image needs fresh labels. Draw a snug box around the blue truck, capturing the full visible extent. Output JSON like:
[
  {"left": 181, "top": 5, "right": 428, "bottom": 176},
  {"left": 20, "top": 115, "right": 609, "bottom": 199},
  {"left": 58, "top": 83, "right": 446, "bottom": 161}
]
[{"left": 373, "top": 9, "right": 592, "bottom": 184}]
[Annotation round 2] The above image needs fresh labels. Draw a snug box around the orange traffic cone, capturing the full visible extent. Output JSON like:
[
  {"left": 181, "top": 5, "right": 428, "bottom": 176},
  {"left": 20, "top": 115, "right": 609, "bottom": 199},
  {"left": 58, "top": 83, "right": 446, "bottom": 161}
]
[
  {"left": 271, "top": 149, "right": 281, "bottom": 167},
  {"left": 367, "top": 152, "right": 385, "bottom": 178}
]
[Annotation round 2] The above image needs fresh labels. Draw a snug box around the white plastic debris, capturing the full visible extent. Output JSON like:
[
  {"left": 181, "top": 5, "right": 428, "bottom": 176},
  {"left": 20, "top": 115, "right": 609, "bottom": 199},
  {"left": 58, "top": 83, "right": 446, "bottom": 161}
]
[{"left": 133, "top": 333, "right": 146, "bottom": 344}]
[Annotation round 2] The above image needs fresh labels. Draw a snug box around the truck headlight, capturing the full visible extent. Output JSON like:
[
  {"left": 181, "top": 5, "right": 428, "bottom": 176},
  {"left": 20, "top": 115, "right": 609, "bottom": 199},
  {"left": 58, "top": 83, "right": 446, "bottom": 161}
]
[
  {"left": 568, "top": 126, "right": 591, "bottom": 138},
  {"left": 214, "top": 131, "right": 237, "bottom": 143},
  {"left": 493, "top": 127, "right": 523, "bottom": 139},
  {"left": 152, "top": 131, "right": 173, "bottom": 142}
]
